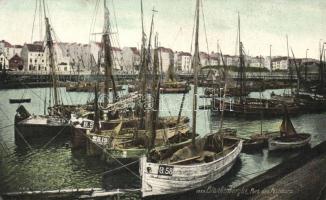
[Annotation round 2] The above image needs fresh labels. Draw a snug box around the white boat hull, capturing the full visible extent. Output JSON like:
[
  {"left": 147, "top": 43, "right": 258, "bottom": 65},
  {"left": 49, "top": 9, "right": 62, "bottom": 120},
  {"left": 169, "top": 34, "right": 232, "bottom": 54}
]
[
  {"left": 268, "top": 134, "right": 311, "bottom": 151},
  {"left": 140, "top": 140, "right": 243, "bottom": 197}
]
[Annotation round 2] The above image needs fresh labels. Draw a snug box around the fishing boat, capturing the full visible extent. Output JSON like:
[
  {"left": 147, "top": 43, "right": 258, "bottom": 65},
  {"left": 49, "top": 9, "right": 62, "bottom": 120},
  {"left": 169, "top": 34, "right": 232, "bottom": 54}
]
[
  {"left": 242, "top": 131, "right": 278, "bottom": 152},
  {"left": 139, "top": 2, "right": 242, "bottom": 197},
  {"left": 66, "top": 81, "right": 124, "bottom": 92},
  {"left": 9, "top": 98, "right": 31, "bottom": 104},
  {"left": 72, "top": 1, "right": 194, "bottom": 162},
  {"left": 159, "top": 81, "right": 191, "bottom": 94},
  {"left": 211, "top": 15, "right": 300, "bottom": 118},
  {"left": 14, "top": 3, "right": 72, "bottom": 142},
  {"left": 268, "top": 106, "right": 311, "bottom": 151}
]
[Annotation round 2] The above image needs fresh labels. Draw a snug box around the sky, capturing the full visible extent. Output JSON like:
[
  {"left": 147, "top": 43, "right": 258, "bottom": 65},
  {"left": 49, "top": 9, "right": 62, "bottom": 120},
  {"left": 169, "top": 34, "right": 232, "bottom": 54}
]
[{"left": 0, "top": 0, "right": 325, "bottom": 59}]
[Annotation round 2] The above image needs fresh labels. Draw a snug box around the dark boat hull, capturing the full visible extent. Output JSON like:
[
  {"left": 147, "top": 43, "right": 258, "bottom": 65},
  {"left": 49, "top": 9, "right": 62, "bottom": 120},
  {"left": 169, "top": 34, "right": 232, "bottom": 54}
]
[
  {"left": 9, "top": 98, "right": 31, "bottom": 103},
  {"left": 14, "top": 116, "right": 71, "bottom": 144}
]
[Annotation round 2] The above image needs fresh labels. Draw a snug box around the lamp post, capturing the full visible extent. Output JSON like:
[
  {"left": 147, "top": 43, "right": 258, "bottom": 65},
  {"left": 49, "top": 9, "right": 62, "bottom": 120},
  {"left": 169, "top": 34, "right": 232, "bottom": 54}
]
[
  {"left": 269, "top": 44, "right": 272, "bottom": 75},
  {"left": 305, "top": 48, "right": 309, "bottom": 80}
]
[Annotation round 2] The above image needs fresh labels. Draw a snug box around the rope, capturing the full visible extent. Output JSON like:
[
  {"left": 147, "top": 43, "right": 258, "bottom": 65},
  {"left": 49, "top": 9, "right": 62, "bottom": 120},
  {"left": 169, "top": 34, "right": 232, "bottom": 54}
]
[
  {"left": 102, "top": 160, "right": 139, "bottom": 175},
  {"left": 75, "top": 128, "right": 141, "bottom": 180},
  {"left": 31, "top": 0, "right": 38, "bottom": 42},
  {"left": 200, "top": 0, "right": 210, "bottom": 63},
  {"left": 41, "top": 123, "right": 70, "bottom": 149}
]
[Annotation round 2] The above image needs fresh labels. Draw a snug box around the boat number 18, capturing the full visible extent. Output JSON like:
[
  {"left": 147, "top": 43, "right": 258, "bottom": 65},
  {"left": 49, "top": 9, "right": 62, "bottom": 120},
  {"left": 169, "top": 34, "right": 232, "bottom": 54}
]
[{"left": 158, "top": 165, "right": 174, "bottom": 176}]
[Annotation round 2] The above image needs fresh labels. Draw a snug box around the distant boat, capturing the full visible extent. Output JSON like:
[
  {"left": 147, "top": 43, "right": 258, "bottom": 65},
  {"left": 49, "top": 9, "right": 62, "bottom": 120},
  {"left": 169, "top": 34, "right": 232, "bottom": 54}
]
[
  {"left": 268, "top": 106, "right": 311, "bottom": 151},
  {"left": 9, "top": 98, "right": 31, "bottom": 104}
]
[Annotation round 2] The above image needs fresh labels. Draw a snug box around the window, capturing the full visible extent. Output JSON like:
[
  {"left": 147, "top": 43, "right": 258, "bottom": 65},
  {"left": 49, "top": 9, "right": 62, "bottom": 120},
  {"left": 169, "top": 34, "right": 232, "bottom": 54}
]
[{"left": 30, "top": 58, "right": 32, "bottom": 62}]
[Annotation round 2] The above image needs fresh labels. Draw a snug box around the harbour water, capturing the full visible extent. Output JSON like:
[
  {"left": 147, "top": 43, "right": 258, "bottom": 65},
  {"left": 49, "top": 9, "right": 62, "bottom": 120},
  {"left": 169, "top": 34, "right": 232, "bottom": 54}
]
[{"left": 0, "top": 86, "right": 325, "bottom": 198}]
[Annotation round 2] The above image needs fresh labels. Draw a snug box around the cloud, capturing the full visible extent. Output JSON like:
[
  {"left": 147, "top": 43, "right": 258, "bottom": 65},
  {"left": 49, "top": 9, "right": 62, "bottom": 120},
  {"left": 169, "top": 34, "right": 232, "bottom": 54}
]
[{"left": 0, "top": 0, "right": 325, "bottom": 58}]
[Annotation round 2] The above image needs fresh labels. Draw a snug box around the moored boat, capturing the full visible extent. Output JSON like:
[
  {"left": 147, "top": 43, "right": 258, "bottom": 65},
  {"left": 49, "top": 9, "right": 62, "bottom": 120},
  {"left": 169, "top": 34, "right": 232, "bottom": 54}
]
[
  {"left": 268, "top": 133, "right": 311, "bottom": 151},
  {"left": 139, "top": 3, "right": 242, "bottom": 197},
  {"left": 9, "top": 98, "right": 31, "bottom": 104},
  {"left": 140, "top": 135, "right": 242, "bottom": 197},
  {"left": 268, "top": 106, "right": 311, "bottom": 151},
  {"left": 14, "top": 8, "right": 72, "bottom": 143}
]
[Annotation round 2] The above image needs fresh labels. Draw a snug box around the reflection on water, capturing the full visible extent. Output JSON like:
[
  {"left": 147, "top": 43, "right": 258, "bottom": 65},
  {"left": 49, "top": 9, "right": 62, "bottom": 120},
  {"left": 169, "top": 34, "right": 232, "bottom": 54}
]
[{"left": 0, "top": 86, "right": 325, "bottom": 198}]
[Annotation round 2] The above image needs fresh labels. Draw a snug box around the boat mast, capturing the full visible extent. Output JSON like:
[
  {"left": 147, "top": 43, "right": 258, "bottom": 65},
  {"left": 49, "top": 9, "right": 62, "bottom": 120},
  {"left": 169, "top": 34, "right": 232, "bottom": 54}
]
[
  {"left": 286, "top": 35, "right": 293, "bottom": 95},
  {"left": 149, "top": 34, "right": 160, "bottom": 150},
  {"left": 43, "top": 0, "right": 59, "bottom": 106},
  {"left": 93, "top": 82, "right": 100, "bottom": 133},
  {"left": 140, "top": 8, "right": 156, "bottom": 130},
  {"left": 192, "top": 0, "right": 200, "bottom": 146},
  {"left": 237, "top": 13, "right": 246, "bottom": 104},
  {"left": 319, "top": 42, "right": 325, "bottom": 93},
  {"left": 103, "top": 0, "right": 117, "bottom": 105}
]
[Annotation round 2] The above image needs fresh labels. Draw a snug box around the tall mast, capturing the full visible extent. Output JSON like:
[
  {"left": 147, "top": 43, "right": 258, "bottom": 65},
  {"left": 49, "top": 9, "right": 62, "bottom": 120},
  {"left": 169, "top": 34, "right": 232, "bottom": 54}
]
[
  {"left": 237, "top": 13, "right": 245, "bottom": 104},
  {"left": 43, "top": 0, "right": 59, "bottom": 106},
  {"left": 141, "top": 0, "right": 145, "bottom": 51},
  {"left": 319, "top": 42, "right": 324, "bottom": 92},
  {"left": 139, "top": 8, "right": 156, "bottom": 130},
  {"left": 138, "top": 0, "right": 147, "bottom": 82},
  {"left": 149, "top": 34, "right": 160, "bottom": 150},
  {"left": 192, "top": 0, "right": 200, "bottom": 146},
  {"left": 103, "top": 0, "right": 117, "bottom": 106},
  {"left": 286, "top": 35, "right": 293, "bottom": 94}
]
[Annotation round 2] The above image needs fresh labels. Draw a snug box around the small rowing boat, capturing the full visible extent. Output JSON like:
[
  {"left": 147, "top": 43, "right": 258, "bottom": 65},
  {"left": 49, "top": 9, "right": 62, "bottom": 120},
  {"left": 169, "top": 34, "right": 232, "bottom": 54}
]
[{"left": 9, "top": 98, "right": 31, "bottom": 104}]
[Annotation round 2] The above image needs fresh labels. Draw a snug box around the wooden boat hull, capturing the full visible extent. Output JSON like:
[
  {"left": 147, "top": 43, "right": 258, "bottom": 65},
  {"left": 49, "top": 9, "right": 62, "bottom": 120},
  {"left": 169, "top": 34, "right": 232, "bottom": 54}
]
[
  {"left": 15, "top": 116, "right": 71, "bottom": 143},
  {"left": 212, "top": 100, "right": 300, "bottom": 118},
  {"left": 242, "top": 132, "right": 279, "bottom": 152},
  {"left": 268, "top": 133, "right": 311, "bottom": 151},
  {"left": 159, "top": 86, "right": 190, "bottom": 94},
  {"left": 139, "top": 140, "right": 243, "bottom": 197},
  {"left": 242, "top": 139, "right": 266, "bottom": 152},
  {"left": 103, "top": 136, "right": 195, "bottom": 161}
]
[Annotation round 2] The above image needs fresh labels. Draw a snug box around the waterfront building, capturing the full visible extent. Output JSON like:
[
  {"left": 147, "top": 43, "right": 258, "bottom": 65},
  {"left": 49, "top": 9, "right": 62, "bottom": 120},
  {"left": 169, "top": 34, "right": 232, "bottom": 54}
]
[
  {"left": 174, "top": 51, "right": 192, "bottom": 72},
  {"left": 0, "top": 40, "right": 23, "bottom": 59},
  {"left": 199, "top": 52, "right": 210, "bottom": 67},
  {"left": 271, "top": 56, "right": 288, "bottom": 70},
  {"left": 0, "top": 52, "right": 9, "bottom": 70},
  {"left": 157, "top": 47, "right": 174, "bottom": 72},
  {"left": 210, "top": 52, "right": 222, "bottom": 66},
  {"left": 90, "top": 42, "right": 124, "bottom": 72},
  {"left": 9, "top": 54, "right": 24, "bottom": 71},
  {"left": 223, "top": 55, "right": 239, "bottom": 67},
  {"left": 122, "top": 47, "right": 140, "bottom": 73},
  {"left": 247, "top": 56, "right": 265, "bottom": 68},
  {"left": 21, "top": 43, "right": 47, "bottom": 72}
]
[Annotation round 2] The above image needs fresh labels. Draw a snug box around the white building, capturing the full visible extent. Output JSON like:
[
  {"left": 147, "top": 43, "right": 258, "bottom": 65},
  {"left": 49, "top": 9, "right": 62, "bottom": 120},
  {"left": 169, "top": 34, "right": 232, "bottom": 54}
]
[
  {"left": 52, "top": 43, "right": 72, "bottom": 72},
  {"left": 122, "top": 47, "right": 140, "bottom": 73},
  {"left": 21, "top": 42, "right": 73, "bottom": 72},
  {"left": 247, "top": 56, "right": 265, "bottom": 68},
  {"left": 157, "top": 47, "right": 174, "bottom": 72},
  {"left": 271, "top": 56, "right": 288, "bottom": 70},
  {"left": 174, "top": 51, "right": 192, "bottom": 72},
  {"left": 90, "top": 42, "right": 124, "bottom": 71},
  {"left": 0, "top": 52, "right": 9, "bottom": 70},
  {"left": 210, "top": 52, "right": 223, "bottom": 66},
  {"left": 223, "top": 55, "right": 239, "bottom": 66},
  {"left": 21, "top": 43, "right": 47, "bottom": 71},
  {"left": 199, "top": 52, "right": 210, "bottom": 67}
]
